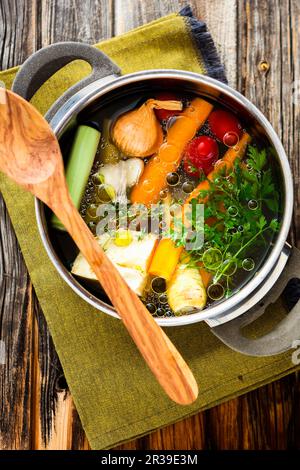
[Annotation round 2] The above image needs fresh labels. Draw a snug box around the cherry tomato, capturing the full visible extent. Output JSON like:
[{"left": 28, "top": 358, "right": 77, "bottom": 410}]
[
  {"left": 183, "top": 136, "right": 219, "bottom": 177},
  {"left": 154, "top": 92, "right": 182, "bottom": 122},
  {"left": 208, "top": 109, "right": 242, "bottom": 146}
]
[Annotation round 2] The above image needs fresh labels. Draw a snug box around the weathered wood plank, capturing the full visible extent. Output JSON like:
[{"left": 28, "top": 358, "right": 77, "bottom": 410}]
[
  {"left": 237, "top": 0, "right": 300, "bottom": 244},
  {"left": 0, "top": 0, "right": 37, "bottom": 450},
  {"left": 0, "top": 196, "right": 33, "bottom": 450},
  {"left": 114, "top": 0, "right": 237, "bottom": 86}
]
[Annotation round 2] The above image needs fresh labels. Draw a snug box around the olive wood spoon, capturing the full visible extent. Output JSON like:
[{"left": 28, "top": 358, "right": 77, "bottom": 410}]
[{"left": 0, "top": 89, "right": 198, "bottom": 405}]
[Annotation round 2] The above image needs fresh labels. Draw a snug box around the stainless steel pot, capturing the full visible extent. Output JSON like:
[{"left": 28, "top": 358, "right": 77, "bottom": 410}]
[{"left": 12, "top": 42, "right": 300, "bottom": 356}]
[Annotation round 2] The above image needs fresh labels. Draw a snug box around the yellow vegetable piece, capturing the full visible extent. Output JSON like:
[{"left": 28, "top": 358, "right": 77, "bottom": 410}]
[
  {"left": 148, "top": 238, "right": 182, "bottom": 281},
  {"left": 114, "top": 229, "right": 133, "bottom": 247}
]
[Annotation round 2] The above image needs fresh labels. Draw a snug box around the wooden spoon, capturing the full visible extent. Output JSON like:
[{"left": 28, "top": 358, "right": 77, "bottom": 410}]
[{"left": 0, "top": 89, "right": 198, "bottom": 405}]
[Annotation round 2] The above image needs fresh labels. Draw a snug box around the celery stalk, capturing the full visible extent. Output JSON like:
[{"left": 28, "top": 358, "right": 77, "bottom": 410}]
[{"left": 52, "top": 125, "right": 101, "bottom": 231}]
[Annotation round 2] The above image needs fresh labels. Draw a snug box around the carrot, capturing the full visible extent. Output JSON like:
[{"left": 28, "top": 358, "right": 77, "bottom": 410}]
[
  {"left": 130, "top": 97, "right": 214, "bottom": 206},
  {"left": 148, "top": 132, "right": 251, "bottom": 280},
  {"left": 199, "top": 267, "right": 212, "bottom": 288},
  {"left": 148, "top": 238, "right": 182, "bottom": 281}
]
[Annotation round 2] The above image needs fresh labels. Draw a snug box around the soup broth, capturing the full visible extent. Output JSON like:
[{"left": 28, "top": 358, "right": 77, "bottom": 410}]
[{"left": 53, "top": 89, "right": 282, "bottom": 318}]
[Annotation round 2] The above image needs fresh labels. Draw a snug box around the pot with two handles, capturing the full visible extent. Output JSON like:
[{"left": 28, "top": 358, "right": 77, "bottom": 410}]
[{"left": 12, "top": 42, "right": 300, "bottom": 356}]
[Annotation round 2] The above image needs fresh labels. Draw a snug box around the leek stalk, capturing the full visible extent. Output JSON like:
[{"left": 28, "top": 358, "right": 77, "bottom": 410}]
[{"left": 52, "top": 125, "right": 101, "bottom": 230}]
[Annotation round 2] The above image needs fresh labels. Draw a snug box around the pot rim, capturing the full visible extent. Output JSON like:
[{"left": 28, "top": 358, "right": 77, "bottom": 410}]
[{"left": 35, "top": 69, "right": 294, "bottom": 326}]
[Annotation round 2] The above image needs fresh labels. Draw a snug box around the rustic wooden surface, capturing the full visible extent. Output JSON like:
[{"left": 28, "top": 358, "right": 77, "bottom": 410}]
[{"left": 0, "top": 0, "right": 299, "bottom": 450}]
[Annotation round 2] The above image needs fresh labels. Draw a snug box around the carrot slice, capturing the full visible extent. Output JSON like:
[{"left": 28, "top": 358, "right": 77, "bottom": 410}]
[
  {"left": 199, "top": 267, "right": 213, "bottom": 288},
  {"left": 148, "top": 132, "right": 251, "bottom": 280},
  {"left": 148, "top": 238, "right": 182, "bottom": 281},
  {"left": 130, "top": 97, "right": 214, "bottom": 206}
]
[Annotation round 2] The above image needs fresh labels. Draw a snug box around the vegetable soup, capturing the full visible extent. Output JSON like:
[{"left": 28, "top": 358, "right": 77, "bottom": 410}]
[{"left": 52, "top": 90, "right": 282, "bottom": 317}]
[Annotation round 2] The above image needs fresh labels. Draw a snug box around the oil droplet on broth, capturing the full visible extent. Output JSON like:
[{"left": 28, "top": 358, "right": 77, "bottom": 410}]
[
  {"left": 158, "top": 143, "right": 179, "bottom": 163},
  {"left": 156, "top": 307, "right": 165, "bottom": 316},
  {"left": 146, "top": 303, "right": 156, "bottom": 314},
  {"left": 242, "top": 258, "right": 255, "bottom": 271},
  {"left": 228, "top": 206, "right": 238, "bottom": 217},
  {"left": 182, "top": 181, "right": 194, "bottom": 194},
  {"left": 248, "top": 199, "right": 258, "bottom": 210},
  {"left": 223, "top": 131, "right": 239, "bottom": 148},
  {"left": 86, "top": 203, "right": 98, "bottom": 220},
  {"left": 159, "top": 294, "right": 168, "bottom": 304},
  {"left": 142, "top": 179, "right": 154, "bottom": 193},
  {"left": 92, "top": 172, "right": 102, "bottom": 185},
  {"left": 159, "top": 188, "right": 169, "bottom": 200},
  {"left": 151, "top": 277, "right": 167, "bottom": 294},
  {"left": 166, "top": 172, "right": 180, "bottom": 186},
  {"left": 207, "top": 283, "right": 225, "bottom": 301},
  {"left": 202, "top": 248, "right": 223, "bottom": 270},
  {"left": 221, "top": 259, "right": 237, "bottom": 276}
]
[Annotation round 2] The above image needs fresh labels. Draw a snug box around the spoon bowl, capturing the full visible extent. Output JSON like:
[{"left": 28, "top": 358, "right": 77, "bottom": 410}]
[{"left": 0, "top": 88, "right": 60, "bottom": 186}]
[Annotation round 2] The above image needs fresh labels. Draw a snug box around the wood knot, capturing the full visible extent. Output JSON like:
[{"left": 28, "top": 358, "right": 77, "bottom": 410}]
[
  {"left": 258, "top": 60, "right": 270, "bottom": 74},
  {"left": 55, "top": 374, "right": 68, "bottom": 391}
]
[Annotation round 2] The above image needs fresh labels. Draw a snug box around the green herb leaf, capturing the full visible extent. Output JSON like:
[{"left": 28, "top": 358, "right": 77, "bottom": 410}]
[
  {"left": 257, "top": 215, "right": 267, "bottom": 230},
  {"left": 269, "top": 218, "right": 280, "bottom": 232},
  {"left": 247, "top": 146, "right": 267, "bottom": 171}
]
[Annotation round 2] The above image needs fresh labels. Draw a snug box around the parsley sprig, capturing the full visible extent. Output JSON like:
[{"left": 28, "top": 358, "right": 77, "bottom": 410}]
[{"left": 169, "top": 145, "right": 281, "bottom": 298}]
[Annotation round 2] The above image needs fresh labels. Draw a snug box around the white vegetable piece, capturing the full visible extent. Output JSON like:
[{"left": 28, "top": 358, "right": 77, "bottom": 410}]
[
  {"left": 71, "top": 231, "right": 157, "bottom": 296},
  {"left": 125, "top": 158, "right": 144, "bottom": 187},
  {"left": 98, "top": 158, "right": 144, "bottom": 202},
  {"left": 167, "top": 264, "right": 207, "bottom": 314},
  {"left": 105, "top": 232, "right": 157, "bottom": 272}
]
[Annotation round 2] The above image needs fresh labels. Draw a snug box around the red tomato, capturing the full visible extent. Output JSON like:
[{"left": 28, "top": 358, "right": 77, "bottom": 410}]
[
  {"left": 208, "top": 109, "right": 242, "bottom": 146},
  {"left": 154, "top": 92, "right": 182, "bottom": 122},
  {"left": 183, "top": 136, "right": 219, "bottom": 177}
]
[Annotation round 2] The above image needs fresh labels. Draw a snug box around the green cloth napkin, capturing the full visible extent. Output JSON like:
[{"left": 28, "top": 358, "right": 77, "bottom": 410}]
[{"left": 0, "top": 7, "right": 299, "bottom": 450}]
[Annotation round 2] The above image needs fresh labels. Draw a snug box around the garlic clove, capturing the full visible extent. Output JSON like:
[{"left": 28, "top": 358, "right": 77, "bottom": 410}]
[
  {"left": 125, "top": 158, "right": 144, "bottom": 187},
  {"left": 112, "top": 98, "right": 182, "bottom": 158},
  {"left": 97, "top": 158, "right": 145, "bottom": 202},
  {"left": 98, "top": 163, "right": 121, "bottom": 192}
]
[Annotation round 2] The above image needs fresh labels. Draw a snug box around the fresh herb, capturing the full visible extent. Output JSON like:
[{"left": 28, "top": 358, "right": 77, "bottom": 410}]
[{"left": 166, "top": 145, "right": 281, "bottom": 298}]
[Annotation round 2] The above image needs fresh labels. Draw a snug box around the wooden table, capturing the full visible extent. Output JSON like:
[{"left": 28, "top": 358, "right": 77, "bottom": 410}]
[{"left": 0, "top": 0, "right": 299, "bottom": 450}]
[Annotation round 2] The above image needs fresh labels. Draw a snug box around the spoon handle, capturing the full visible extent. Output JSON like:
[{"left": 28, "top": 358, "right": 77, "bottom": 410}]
[{"left": 53, "top": 194, "right": 198, "bottom": 405}]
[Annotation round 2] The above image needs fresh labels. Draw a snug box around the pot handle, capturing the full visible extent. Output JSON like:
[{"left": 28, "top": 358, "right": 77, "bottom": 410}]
[
  {"left": 211, "top": 246, "right": 300, "bottom": 356},
  {"left": 12, "top": 41, "right": 121, "bottom": 122}
]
